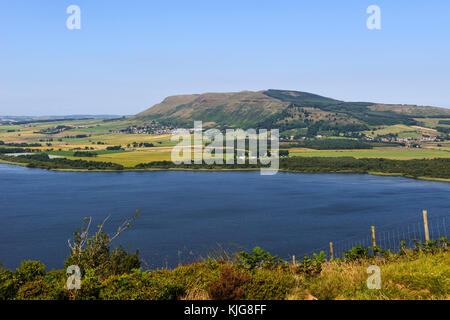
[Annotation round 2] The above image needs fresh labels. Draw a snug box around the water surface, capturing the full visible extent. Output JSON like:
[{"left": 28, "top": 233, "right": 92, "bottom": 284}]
[{"left": 0, "top": 163, "right": 449, "bottom": 269}]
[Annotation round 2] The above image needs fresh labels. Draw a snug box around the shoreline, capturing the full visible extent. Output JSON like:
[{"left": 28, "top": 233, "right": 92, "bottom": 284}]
[{"left": 1, "top": 158, "right": 449, "bottom": 182}]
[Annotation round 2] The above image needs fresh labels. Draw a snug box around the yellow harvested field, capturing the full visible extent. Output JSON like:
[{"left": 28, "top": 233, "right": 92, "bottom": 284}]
[
  {"left": 363, "top": 124, "right": 414, "bottom": 136},
  {"left": 411, "top": 126, "right": 437, "bottom": 132},
  {"left": 90, "top": 134, "right": 173, "bottom": 145}
]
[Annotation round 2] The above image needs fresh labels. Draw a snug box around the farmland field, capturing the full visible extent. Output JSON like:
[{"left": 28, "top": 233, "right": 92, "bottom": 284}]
[
  {"left": 67, "top": 150, "right": 173, "bottom": 166},
  {"left": 289, "top": 147, "right": 450, "bottom": 160},
  {"left": 362, "top": 124, "right": 439, "bottom": 138},
  {"left": 2, "top": 118, "right": 450, "bottom": 167}
]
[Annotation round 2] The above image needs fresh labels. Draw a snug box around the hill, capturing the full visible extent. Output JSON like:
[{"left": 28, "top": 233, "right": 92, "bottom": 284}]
[
  {"left": 135, "top": 90, "right": 450, "bottom": 134},
  {"left": 0, "top": 115, "right": 124, "bottom": 125},
  {"left": 136, "top": 91, "right": 290, "bottom": 128}
]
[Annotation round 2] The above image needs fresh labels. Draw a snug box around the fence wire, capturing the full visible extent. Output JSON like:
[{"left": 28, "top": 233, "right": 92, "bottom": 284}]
[{"left": 297, "top": 213, "right": 450, "bottom": 260}]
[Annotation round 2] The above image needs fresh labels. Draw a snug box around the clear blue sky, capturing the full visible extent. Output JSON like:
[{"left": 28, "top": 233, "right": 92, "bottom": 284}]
[{"left": 1, "top": 0, "right": 449, "bottom": 115}]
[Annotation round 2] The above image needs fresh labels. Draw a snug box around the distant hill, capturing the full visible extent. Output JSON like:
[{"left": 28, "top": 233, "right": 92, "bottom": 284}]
[
  {"left": 135, "top": 89, "right": 450, "bottom": 133},
  {"left": 0, "top": 115, "right": 125, "bottom": 124}
]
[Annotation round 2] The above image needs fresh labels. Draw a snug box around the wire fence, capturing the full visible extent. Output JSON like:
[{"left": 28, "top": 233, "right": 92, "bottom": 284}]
[{"left": 297, "top": 212, "right": 450, "bottom": 261}]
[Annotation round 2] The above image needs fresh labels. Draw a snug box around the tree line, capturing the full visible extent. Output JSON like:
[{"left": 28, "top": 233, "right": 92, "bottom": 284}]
[
  {"left": 0, "top": 141, "right": 42, "bottom": 147},
  {"left": 287, "top": 138, "right": 373, "bottom": 150},
  {"left": 0, "top": 153, "right": 124, "bottom": 170},
  {"left": 135, "top": 157, "right": 450, "bottom": 179},
  {"left": 1, "top": 152, "right": 449, "bottom": 180}
]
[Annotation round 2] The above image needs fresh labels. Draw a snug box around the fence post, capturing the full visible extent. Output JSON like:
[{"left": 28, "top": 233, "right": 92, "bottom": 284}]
[
  {"left": 292, "top": 255, "right": 296, "bottom": 267},
  {"left": 423, "top": 210, "right": 430, "bottom": 242},
  {"left": 371, "top": 226, "right": 377, "bottom": 255},
  {"left": 329, "top": 242, "right": 334, "bottom": 261}
]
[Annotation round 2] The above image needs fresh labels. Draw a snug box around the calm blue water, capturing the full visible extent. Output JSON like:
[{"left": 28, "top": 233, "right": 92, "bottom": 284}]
[{"left": 0, "top": 163, "right": 449, "bottom": 270}]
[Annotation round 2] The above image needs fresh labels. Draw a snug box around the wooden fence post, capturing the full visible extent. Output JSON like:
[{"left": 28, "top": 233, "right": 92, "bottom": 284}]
[
  {"left": 423, "top": 210, "right": 430, "bottom": 242},
  {"left": 371, "top": 226, "right": 377, "bottom": 255},
  {"left": 329, "top": 242, "right": 334, "bottom": 261},
  {"left": 292, "top": 255, "right": 296, "bottom": 267}
]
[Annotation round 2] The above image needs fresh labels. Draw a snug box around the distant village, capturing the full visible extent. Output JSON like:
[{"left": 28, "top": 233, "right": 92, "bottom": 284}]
[
  {"left": 109, "top": 121, "right": 449, "bottom": 150},
  {"left": 364, "top": 134, "right": 444, "bottom": 147},
  {"left": 110, "top": 122, "right": 174, "bottom": 135}
]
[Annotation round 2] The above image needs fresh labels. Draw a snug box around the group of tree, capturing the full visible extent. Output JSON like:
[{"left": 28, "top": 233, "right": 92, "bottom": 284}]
[
  {"left": 106, "top": 146, "right": 124, "bottom": 151},
  {"left": 73, "top": 151, "right": 98, "bottom": 157},
  {"left": 134, "top": 157, "right": 450, "bottom": 180},
  {"left": 0, "top": 141, "right": 41, "bottom": 147},
  {"left": 288, "top": 138, "right": 373, "bottom": 150},
  {"left": 62, "top": 134, "right": 90, "bottom": 139},
  {"left": 280, "top": 157, "right": 450, "bottom": 179},
  {"left": 436, "top": 127, "right": 450, "bottom": 134},
  {"left": 128, "top": 142, "right": 154, "bottom": 148},
  {"left": 0, "top": 153, "right": 123, "bottom": 171},
  {"left": 0, "top": 147, "right": 37, "bottom": 154},
  {"left": 35, "top": 125, "right": 73, "bottom": 134}
]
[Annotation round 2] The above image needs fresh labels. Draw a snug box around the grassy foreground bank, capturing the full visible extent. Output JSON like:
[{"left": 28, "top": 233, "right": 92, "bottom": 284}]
[{"left": 1, "top": 243, "right": 449, "bottom": 300}]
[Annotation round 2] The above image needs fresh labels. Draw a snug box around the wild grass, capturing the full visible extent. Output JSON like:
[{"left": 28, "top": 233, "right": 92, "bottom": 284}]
[
  {"left": 299, "top": 251, "right": 450, "bottom": 300},
  {"left": 173, "top": 249, "right": 450, "bottom": 300}
]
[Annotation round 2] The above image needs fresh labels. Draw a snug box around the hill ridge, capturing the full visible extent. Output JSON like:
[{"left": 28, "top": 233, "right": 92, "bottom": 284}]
[{"left": 135, "top": 89, "right": 450, "bottom": 131}]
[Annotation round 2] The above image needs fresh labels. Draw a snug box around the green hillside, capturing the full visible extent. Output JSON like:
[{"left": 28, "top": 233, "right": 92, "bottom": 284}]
[
  {"left": 135, "top": 91, "right": 290, "bottom": 128},
  {"left": 135, "top": 90, "right": 450, "bottom": 133}
]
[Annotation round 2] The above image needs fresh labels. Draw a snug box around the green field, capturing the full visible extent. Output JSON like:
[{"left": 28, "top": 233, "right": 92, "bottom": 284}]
[
  {"left": 46, "top": 149, "right": 127, "bottom": 157},
  {"left": 2, "top": 117, "right": 450, "bottom": 167},
  {"left": 363, "top": 124, "right": 439, "bottom": 138},
  {"left": 289, "top": 148, "right": 450, "bottom": 160},
  {"left": 414, "top": 118, "right": 450, "bottom": 129}
]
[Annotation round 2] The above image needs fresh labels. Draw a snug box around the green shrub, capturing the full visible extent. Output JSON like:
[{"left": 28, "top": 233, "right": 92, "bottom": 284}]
[
  {"left": 413, "top": 237, "right": 449, "bottom": 254},
  {"left": 75, "top": 268, "right": 102, "bottom": 300},
  {"left": 343, "top": 246, "right": 370, "bottom": 261},
  {"left": 296, "top": 251, "right": 327, "bottom": 276},
  {"left": 238, "top": 247, "right": 282, "bottom": 270},
  {"left": 0, "top": 267, "right": 16, "bottom": 300},
  {"left": 243, "top": 268, "right": 295, "bottom": 300},
  {"left": 155, "top": 282, "right": 186, "bottom": 300},
  {"left": 64, "top": 214, "right": 141, "bottom": 279},
  {"left": 14, "top": 261, "right": 46, "bottom": 283},
  {"left": 43, "top": 270, "right": 69, "bottom": 300},
  {"left": 170, "top": 262, "right": 221, "bottom": 291},
  {"left": 98, "top": 271, "right": 185, "bottom": 300},
  {"left": 16, "top": 279, "right": 53, "bottom": 300},
  {"left": 99, "top": 272, "right": 149, "bottom": 300}
]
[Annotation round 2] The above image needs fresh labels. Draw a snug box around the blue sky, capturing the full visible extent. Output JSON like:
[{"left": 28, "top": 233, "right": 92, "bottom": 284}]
[{"left": 1, "top": 0, "right": 450, "bottom": 115}]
